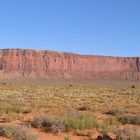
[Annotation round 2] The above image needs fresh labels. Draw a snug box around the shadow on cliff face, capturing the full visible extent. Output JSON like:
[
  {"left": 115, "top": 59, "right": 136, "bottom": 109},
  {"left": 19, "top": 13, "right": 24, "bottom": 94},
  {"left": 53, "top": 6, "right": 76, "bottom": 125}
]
[{"left": 0, "top": 59, "right": 6, "bottom": 70}]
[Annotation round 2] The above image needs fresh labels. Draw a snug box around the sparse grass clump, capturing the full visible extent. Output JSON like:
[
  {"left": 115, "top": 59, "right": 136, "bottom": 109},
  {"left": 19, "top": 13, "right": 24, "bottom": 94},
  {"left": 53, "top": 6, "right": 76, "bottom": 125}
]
[
  {"left": 64, "top": 136, "right": 70, "bottom": 140},
  {"left": 118, "top": 115, "right": 140, "bottom": 125},
  {"left": 0, "top": 104, "right": 22, "bottom": 114},
  {"left": 0, "top": 125, "right": 37, "bottom": 140},
  {"left": 65, "top": 112, "right": 98, "bottom": 131}
]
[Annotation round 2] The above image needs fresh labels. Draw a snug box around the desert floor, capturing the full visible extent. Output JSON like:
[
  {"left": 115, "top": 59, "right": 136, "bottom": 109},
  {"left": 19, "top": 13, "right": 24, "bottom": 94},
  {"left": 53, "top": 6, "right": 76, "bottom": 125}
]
[{"left": 0, "top": 80, "right": 139, "bottom": 140}]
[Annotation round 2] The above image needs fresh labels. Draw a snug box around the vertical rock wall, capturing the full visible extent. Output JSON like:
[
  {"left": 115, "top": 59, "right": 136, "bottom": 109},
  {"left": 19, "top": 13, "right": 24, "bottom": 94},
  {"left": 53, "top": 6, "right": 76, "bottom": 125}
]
[{"left": 0, "top": 49, "right": 139, "bottom": 80}]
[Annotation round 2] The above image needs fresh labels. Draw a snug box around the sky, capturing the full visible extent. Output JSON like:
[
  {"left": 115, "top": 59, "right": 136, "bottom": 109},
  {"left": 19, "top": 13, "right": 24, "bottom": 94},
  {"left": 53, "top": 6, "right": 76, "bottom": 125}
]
[{"left": 0, "top": 0, "right": 140, "bottom": 56}]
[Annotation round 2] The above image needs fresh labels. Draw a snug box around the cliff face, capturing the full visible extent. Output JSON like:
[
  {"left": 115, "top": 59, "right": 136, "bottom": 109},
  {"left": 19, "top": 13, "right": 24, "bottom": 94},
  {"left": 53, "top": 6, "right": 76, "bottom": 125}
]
[{"left": 0, "top": 49, "right": 140, "bottom": 80}]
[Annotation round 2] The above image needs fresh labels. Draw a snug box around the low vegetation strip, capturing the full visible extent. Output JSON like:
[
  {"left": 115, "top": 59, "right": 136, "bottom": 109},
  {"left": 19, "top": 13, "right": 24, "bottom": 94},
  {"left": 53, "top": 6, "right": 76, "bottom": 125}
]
[
  {"left": 32, "top": 112, "right": 98, "bottom": 133},
  {"left": 0, "top": 103, "right": 32, "bottom": 114}
]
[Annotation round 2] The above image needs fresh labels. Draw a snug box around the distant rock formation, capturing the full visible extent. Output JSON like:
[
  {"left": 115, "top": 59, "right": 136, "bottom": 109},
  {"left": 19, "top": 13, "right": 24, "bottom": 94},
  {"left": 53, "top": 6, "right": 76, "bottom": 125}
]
[{"left": 0, "top": 48, "right": 140, "bottom": 80}]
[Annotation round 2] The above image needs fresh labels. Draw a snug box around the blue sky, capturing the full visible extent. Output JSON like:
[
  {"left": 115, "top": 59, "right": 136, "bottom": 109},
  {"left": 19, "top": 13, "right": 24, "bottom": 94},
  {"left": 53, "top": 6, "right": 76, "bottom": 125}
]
[{"left": 0, "top": 0, "right": 140, "bottom": 56}]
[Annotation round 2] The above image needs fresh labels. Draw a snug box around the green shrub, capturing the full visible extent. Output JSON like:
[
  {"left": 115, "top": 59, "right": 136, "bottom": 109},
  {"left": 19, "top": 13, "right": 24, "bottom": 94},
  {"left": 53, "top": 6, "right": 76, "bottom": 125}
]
[
  {"left": 65, "top": 112, "right": 98, "bottom": 131},
  {"left": 64, "top": 136, "right": 70, "bottom": 140},
  {"left": 118, "top": 115, "right": 140, "bottom": 125}
]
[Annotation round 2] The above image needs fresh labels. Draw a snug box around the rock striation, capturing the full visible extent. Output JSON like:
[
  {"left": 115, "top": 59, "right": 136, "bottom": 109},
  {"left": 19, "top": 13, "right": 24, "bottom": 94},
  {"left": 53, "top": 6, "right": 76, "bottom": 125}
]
[{"left": 0, "top": 48, "right": 140, "bottom": 80}]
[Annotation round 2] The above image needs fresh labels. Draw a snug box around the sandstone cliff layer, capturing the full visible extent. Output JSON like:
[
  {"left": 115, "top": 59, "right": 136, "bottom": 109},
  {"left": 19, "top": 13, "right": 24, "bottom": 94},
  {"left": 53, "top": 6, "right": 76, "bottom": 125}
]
[{"left": 0, "top": 49, "right": 140, "bottom": 80}]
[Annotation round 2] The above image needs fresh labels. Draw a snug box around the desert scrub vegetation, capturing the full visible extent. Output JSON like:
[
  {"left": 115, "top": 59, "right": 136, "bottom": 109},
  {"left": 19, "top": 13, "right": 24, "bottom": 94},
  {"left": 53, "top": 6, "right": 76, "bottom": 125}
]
[
  {"left": 98, "top": 116, "right": 120, "bottom": 135},
  {"left": 113, "top": 127, "right": 140, "bottom": 140},
  {"left": 32, "top": 115, "right": 66, "bottom": 133},
  {"left": 0, "top": 103, "right": 32, "bottom": 114},
  {"left": 105, "top": 108, "right": 124, "bottom": 116},
  {"left": 0, "top": 82, "right": 140, "bottom": 115},
  {"left": 32, "top": 112, "right": 98, "bottom": 133},
  {"left": 118, "top": 115, "right": 140, "bottom": 125},
  {"left": 0, "top": 125, "right": 37, "bottom": 140},
  {"left": 65, "top": 112, "right": 98, "bottom": 131},
  {"left": 131, "top": 84, "right": 136, "bottom": 89},
  {"left": 64, "top": 136, "right": 70, "bottom": 140},
  {"left": 78, "top": 103, "right": 95, "bottom": 111}
]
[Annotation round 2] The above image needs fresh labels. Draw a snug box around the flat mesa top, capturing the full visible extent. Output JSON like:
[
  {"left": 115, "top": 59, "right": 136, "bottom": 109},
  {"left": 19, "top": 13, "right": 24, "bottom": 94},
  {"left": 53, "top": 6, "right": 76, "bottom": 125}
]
[{"left": 0, "top": 48, "right": 139, "bottom": 58}]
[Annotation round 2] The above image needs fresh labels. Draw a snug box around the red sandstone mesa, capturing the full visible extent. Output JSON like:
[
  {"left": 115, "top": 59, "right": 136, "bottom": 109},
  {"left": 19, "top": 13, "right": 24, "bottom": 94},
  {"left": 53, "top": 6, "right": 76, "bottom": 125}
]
[{"left": 0, "top": 48, "right": 140, "bottom": 80}]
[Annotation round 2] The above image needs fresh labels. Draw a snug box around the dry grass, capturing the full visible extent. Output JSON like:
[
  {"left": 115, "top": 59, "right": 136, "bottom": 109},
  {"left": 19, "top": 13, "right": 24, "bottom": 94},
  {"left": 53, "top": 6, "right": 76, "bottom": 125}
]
[{"left": 0, "top": 81, "right": 139, "bottom": 115}]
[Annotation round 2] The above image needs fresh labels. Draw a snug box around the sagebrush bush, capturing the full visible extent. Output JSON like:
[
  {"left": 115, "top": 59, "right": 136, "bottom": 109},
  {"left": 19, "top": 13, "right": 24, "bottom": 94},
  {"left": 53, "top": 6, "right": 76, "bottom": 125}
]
[
  {"left": 0, "top": 125, "right": 37, "bottom": 140},
  {"left": 32, "top": 115, "right": 66, "bottom": 133},
  {"left": 106, "top": 108, "right": 124, "bottom": 116},
  {"left": 118, "top": 115, "right": 140, "bottom": 125},
  {"left": 132, "top": 84, "right": 136, "bottom": 89},
  {"left": 0, "top": 125, "right": 12, "bottom": 137},
  {"left": 78, "top": 103, "right": 95, "bottom": 111},
  {"left": 114, "top": 127, "right": 140, "bottom": 140}
]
